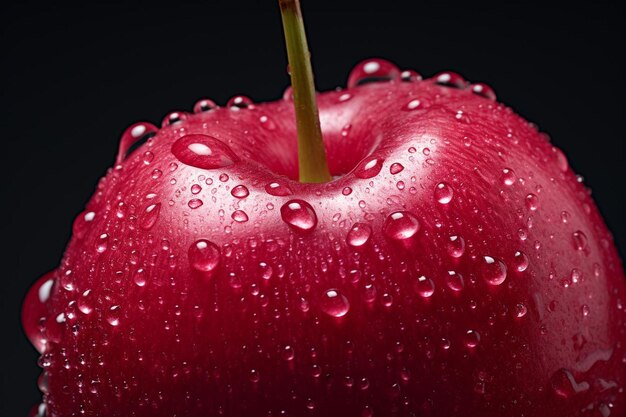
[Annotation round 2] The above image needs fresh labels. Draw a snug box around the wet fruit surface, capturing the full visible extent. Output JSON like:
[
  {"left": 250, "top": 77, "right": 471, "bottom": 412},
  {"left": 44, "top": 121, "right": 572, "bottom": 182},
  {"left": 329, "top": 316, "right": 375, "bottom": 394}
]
[{"left": 22, "top": 59, "right": 626, "bottom": 416}]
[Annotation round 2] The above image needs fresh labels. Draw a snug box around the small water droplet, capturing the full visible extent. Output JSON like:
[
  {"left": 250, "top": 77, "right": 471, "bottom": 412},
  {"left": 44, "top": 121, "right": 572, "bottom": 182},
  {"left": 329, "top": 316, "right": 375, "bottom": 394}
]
[
  {"left": 280, "top": 200, "right": 317, "bottom": 234},
  {"left": 172, "top": 134, "right": 238, "bottom": 169},
  {"left": 447, "top": 235, "right": 465, "bottom": 258},
  {"left": 320, "top": 289, "right": 350, "bottom": 318},
  {"left": 463, "top": 330, "right": 481, "bottom": 348},
  {"left": 77, "top": 290, "right": 94, "bottom": 314},
  {"left": 106, "top": 305, "right": 121, "bottom": 326},
  {"left": 188, "top": 239, "right": 220, "bottom": 273},
  {"left": 193, "top": 98, "right": 217, "bottom": 113},
  {"left": 525, "top": 193, "right": 539, "bottom": 211},
  {"left": 281, "top": 345, "right": 295, "bottom": 361},
  {"left": 191, "top": 184, "right": 202, "bottom": 195},
  {"left": 231, "top": 185, "right": 249, "bottom": 198},
  {"left": 434, "top": 182, "right": 454, "bottom": 204},
  {"left": 265, "top": 181, "right": 293, "bottom": 196},
  {"left": 354, "top": 156, "right": 384, "bottom": 179},
  {"left": 414, "top": 275, "right": 435, "bottom": 298},
  {"left": 346, "top": 223, "right": 372, "bottom": 247},
  {"left": 96, "top": 234, "right": 109, "bottom": 253},
  {"left": 470, "top": 83, "right": 497, "bottom": 100},
  {"left": 400, "top": 69, "right": 422, "bottom": 82},
  {"left": 116, "top": 122, "right": 158, "bottom": 164},
  {"left": 478, "top": 256, "right": 507, "bottom": 285},
  {"left": 389, "top": 163, "right": 404, "bottom": 174},
  {"left": 227, "top": 95, "right": 253, "bottom": 109},
  {"left": 383, "top": 211, "right": 420, "bottom": 240},
  {"left": 232, "top": 210, "right": 249, "bottom": 223},
  {"left": 403, "top": 99, "right": 421, "bottom": 111},
  {"left": 513, "top": 251, "right": 529, "bottom": 272},
  {"left": 342, "top": 187, "right": 353, "bottom": 196},
  {"left": 188, "top": 199, "right": 203, "bottom": 209},
  {"left": 501, "top": 168, "right": 516, "bottom": 186},
  {"left": 347, "top": 58, "right": 401, "bottom": 88},
  {"left": 433, "top": 71, "right": 467, "bottom": 89},
  {"left": 445, "top": 271, "right": 464, "bottom": 291},
  {"left": 515, "top": 303, "right": 528, "bottom": 318},
  {"left": 140, "top": 203, "right": 161, "bottom": 230},
  {"left": 572, "top": 231, "right": 588, "bottom": 252}
]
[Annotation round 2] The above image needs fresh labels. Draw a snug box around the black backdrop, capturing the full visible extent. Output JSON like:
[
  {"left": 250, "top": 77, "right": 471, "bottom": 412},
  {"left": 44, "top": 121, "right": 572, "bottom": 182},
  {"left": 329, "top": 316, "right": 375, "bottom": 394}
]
[{"left": 1, "top": 1, "right": 624, "bottom": 414}]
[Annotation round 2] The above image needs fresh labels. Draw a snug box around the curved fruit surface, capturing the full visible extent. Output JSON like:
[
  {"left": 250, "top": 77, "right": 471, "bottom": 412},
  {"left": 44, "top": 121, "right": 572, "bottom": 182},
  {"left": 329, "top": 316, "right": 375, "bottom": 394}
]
[{"left": 23, "top": 59, "right": 626, "bottom": 416}]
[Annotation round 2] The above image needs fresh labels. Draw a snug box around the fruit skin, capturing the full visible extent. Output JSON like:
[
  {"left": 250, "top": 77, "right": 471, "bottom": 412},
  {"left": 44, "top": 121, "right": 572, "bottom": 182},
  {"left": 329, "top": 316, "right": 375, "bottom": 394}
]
[{"left": 22, "top": 59, "right": 626, "bottom": 417}]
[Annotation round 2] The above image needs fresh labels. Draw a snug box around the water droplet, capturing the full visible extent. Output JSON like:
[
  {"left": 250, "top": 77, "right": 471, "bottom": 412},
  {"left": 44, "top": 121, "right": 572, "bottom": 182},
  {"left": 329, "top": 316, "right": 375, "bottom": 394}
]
[
  {"left": 347, "top": 58, "right": 401, "bottom": 88},
  {"left": 400, "top": 69, "right": 422, "bottom": 82},
  {"left": 403, "top": 99, "right": 421, "bottom": 111},
  {"left": 161, "top": 111, "right": 188, "bottom": 127},
  {"left": 513, "top": 251, "right": 529, "bottom": 272},
  {"left": 572, "top": 230, "right": 588, "bottom": 252},
  {"left": 188, "top": 239, "right": 220, "bottom": 273},
  {"left": 434, "top": 182, "right": 454, "bottom": 204},
  {"left": 193, "top": 98, "right": 217, "bottom": 113},
  {"left": 140, "top": 203, "right": 161, "bottom": 230},
  {"left": 191, "top": 184, "right": 202, "bottom": 194},
  {"left": 171, "top": 134, "right": 238, "bottom": 169},
  {"left": 433, "top": 71, "right": 467, "bottom": 89},
  {"left": 389, "top": 163, "right": 404, "bottom": 174},
  {"left": 22, "top": 273, "right": 55, "bottom": 353},
  {"left": 383, "top": 211, "right": 420, "bottom": 240},
  {"left": 231, "top": 185, "right": 249, "bottom": 198},
  {"left": 478, "top": 256, "right": 507, "bottom": 285},
  {"left": 447, "top": 235, "right": 465, "bottom": 258},
  {"left": 346, "top": 223, "right": 372, "bottom": 247},
  {"left": 116, "top": 122, "right": 158, "bottom": 164},
  {"left": 445, "top": 270, "right": 464, "bottom": 291},
  {"left": 515, "top": 303, "right": 528, "bottom": 318},
  {"left": 106, "top": 305, "right": 121, "bottom": 326},
  {"left": 280, "top": 200, "right": 317, "bottom": 234},
  {"left": 463, "top": 330, "right": 481, "bottom": 348},
  {"left": 232, "top": 210, "right": 249, "bottom": 223},
  {"left": 96, "top": 234, "right": 109, "bottom": 253},
  {"left": 133, "top": 268, "right": 146, "bottom": 287},
  {"left": 525, "top": 193, "right": 539, "bottom": 211},
  {"left": 550, "top": 368, "right": 590, "bottom": 398},
  {"left": 342, "top": 187, "right": 353, "bottom": 196},
  {"left": 227, "top": 95, "right": 253, "bottom": 109},
  {"left": 414, "top": 275, "right": 435, "bottom": 298},
  {"left": 77, "top": 290, "right": 94, "bottom": 314},
  {"left": 552, "top": 147, "right": 569, "bottom": 172},
  {"left": 320, "top": 289, "right": 350, "bottom": 318},
  {"left": 188, "top": 199, "right": 203, "bottom": 209},
  {"left": 354, "top": 156, "right": 384, "bottom": 179},
  {"left": 501, "top": 168, "right": 516, "bottom": 186},
  {"left": 281, "top": 345, "right": 295, "bottom": 361},
  {"left": 470, "top": 83, "right": 496, "bottom": 100},
  {"left": 72, "top": 210, "right": 96, "bottom": 239},
  {"left": 265, "top": 181, "right": 293, "bottom": 196}
]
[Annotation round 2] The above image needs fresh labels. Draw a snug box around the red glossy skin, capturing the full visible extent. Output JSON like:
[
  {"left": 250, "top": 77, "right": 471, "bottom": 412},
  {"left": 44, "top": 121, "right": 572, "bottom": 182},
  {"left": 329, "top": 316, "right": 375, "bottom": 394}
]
[{"left": 23, "top": 60, "right": 626, "bottom": 417}]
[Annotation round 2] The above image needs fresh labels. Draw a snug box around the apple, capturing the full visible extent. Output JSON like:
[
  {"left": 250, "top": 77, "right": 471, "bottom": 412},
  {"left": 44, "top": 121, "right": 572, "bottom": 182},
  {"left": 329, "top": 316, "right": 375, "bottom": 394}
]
[{"left": 22, "top": 2, "right": 626, "bottom": 416}]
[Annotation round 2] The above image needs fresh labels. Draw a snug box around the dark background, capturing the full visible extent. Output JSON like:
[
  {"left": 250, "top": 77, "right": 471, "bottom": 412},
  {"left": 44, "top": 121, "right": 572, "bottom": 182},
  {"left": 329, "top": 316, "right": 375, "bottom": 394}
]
[{"left": 1, "top": 0, "right": 624, "bottom": 414}]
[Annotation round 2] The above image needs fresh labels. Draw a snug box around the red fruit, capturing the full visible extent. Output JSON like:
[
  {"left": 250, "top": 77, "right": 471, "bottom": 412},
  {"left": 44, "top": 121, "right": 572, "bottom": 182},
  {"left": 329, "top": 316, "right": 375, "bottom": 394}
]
[{"left": 22, "top": 58, "right": 626, "bottom": 416}]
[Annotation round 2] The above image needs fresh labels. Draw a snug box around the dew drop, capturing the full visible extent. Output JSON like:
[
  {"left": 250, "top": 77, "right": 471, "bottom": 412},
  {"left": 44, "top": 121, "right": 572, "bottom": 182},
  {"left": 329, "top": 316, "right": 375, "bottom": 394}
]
[
  {"left": 191, "top": 184, "right": 202, "bottom": 195},
  {"left": 72, "top": 210, "right": 96, "bottom": 240},
  {"left": 501, "top": 168, "right": 516, "bottom": 186},
  {"left": 265, "top": 181, "right": 293, "bottom": 196},
  {"left": 433, "top": 71, "right": 467, "bottom": 89},
  {"left": 403, "top": 99, "right": 421, "bottom": 111},
  {"left": 445, "top": 270, "right": 464, "bottom": 292},
  {"left": 133, "top": 268, "right": 146, "bottom": 287},
  {"left": 447, "top": 235, "right": 465, "bottom": 258},
  {"left": 470, "top": 83, "right": 497, "bottom": 100},
  {"left": 231, "top": 210, "right": 249, "bottom": 223},
  {"left": 514, "top": 303, "right": 528, "bottom": 318},
  {"left": 346, "top": 223, "right": 372, "bottom": 247},
  {"left": 116, "top": 122, "right": 158, "bottom": 164},
  {"left": 525, "top": 193, "right": 539, "bottom": 211},
  {"left": 77, "top": 290, "right": 94, "bottom": 314},
  {"left": 383, "top": 211, "right": 420, "bottom": 240},
  {"left": 389, "top": 162, "right": 404, "bottom": 174},
  {"left": 463, "top": 330, "right": 481, "bottom": 348},
  {"left": 320, "top": 289, "right": 350, "bottom": 318},
  {"left": 342, "top": 187, "right": 353, "bottom": 196},
  {"left": 95, "top": 234, "right": 109, "bottom": 253},
  {"left": 414, "top": 275, "right": 435, "bottom": 298},
  {"left": 188, "top": 239, "right": 220, "bottom": 273},
  {"left": 478, "top": 256, "right": 507, "bottom": 285},
  {"left": 400, "top": 69, "right": 422, "bottom": 82},
  {"left": 227, "top": 95, "right": 253, "bottom": 109},
  {"left": 434, "top": 182, "right": 454, "bottom": 204},
  {"left": 513, "top": 251, "right": 529, "bottom": 272},
  {"left": 171, "top": 134, "right": 238, "bottom": 169},
  {"left": 572, "top": 230, "right": 588, "bottom": 252},
  {"left": 347, "top": 58, "right": 401, "bottom": 88},
  {"left": 281, "top": 345, "right": 295, "bottom": 361},
  {"left": 550, "top": 368, "right": 590, "bottom": 398},
  {"left": 280, "top": 200, "right": 317, "bottom": 234},
  {"left": 353, "top": 156, "right": 384, "bottom": 179},
  {"left": 231, "top": 185, "right": 249, "bottom": 198},
  {"left": 140, "top": 203, "right": 161, "bottom": 230},
  {"left": 161, "top": 111, "right": 188, "bottom": 127},
  {"left": 188, "top": 199, "right": 203, "bottom": 209},
  {"left": 193, "top": 98, "right": 217, "bottom": 113},
  {"left": 106, "top": 305, "right": 121, "bottom": 326}
]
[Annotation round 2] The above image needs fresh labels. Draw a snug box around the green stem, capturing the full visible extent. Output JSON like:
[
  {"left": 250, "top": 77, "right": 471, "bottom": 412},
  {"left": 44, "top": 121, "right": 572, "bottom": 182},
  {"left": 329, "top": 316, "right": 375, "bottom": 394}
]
[{"left": 279, "top": 0, "right": 331, "bottom": 183}]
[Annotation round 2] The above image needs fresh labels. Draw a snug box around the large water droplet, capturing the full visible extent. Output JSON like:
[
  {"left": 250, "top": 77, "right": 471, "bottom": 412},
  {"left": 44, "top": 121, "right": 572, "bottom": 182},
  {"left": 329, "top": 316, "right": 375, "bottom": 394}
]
[
  {"left": 478, "top": 256, "right": 507, "bottom": 285},
  {"left": 353, "top": 156, "right": 384, "bottom": 179},
  {"left": 389, "top": 163, "right": 404, "bottom": 174},
  {"left": 22, "top": 272, "right": 55, "bottom": 353},
  {"left": 161, "top": 111, "right": 188, "bottom": 127},
  {"left": 346, "top": 223, "right": 372, "bottom": 247},
  {"left": 231, "top": 185, "right": 249, "bottom": 198},
  {"left": 500, "top": 168, "right": 516, "bottom": 186},
  {"left": 280, "top": 200, "right": 317, "bottom": 234},
  {"left": 383, "top": 211, "right": 420, "bottom": 240},
  {"left": 513, "top": 251, "right": 529, "bottom": 272},
  {"left": 193, "top": 98, "right": 217, "bottom": 113},
  {"left": 347, "top": 58, "right": 401, "bottom": 88},
  {"left": 231, "top": 210, "right": 249, "bottom": 223},
  {"left": 227, "top": 95, "right": 253, "bottom": 109},
  {"left": 320, "top": 289, "right": 350, "bottom": 318},
  {"left": 445, "top": 270, "right": 464, "bottom": 292},
  {"left": 434, "top": 182, "right": 454, "bottom": 204},
  {"left": 433, "top": 71, "right": 467, "bottom": 89},
  {"left": 172, "top": 134, "right": 238, "bottom": 169},
  {"left": 447, "top": 235, "right": 465, "bottom": 258},
  {"left": 188, "top": 239, "right": 220, "bottom": 273},
  {"left": 106, "top": 305, "right": 121, "bottom": 326}
]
